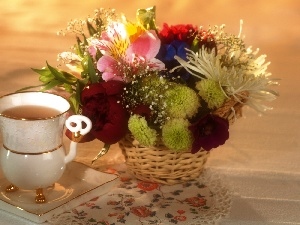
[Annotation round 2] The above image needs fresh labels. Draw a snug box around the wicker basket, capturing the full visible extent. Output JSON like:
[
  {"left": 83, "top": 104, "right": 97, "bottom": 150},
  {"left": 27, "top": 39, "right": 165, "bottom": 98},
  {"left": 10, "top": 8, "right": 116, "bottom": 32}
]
[
  {"left": 119, "top": 135, "right": 210, "bottom": 185},
  {"left": 119, "top": 92, "right": 248, "bottom": 185}
]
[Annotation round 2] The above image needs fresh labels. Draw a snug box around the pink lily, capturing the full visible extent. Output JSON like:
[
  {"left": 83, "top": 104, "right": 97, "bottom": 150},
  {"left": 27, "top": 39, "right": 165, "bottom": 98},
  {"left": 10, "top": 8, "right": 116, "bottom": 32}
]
[{"left": 91, "top": 22, "right": 165, "bottom": 82}]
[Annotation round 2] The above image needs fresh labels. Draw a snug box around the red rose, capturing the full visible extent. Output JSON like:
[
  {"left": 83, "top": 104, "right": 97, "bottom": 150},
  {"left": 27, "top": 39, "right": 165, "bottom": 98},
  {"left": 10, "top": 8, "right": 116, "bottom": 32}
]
[{"left": 67, "top": 80, "right": 129, "bottom": 144}]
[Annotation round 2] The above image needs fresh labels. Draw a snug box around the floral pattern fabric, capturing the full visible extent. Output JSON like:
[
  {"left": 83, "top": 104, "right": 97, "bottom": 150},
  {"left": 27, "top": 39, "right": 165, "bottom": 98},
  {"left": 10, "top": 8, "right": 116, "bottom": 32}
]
[{"left": 50, "top": 169, "right": 231, "bottom": 225}]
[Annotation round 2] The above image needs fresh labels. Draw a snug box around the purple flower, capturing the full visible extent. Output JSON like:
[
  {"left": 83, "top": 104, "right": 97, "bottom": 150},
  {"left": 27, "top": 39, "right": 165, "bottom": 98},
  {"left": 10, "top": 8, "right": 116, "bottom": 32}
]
[{"left": 189, "top": 114, "right": 229, "bottom": 153}]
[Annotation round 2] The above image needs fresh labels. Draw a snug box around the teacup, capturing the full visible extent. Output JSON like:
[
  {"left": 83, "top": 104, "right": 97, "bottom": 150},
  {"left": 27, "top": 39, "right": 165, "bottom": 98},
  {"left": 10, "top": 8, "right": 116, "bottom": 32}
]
[{"left": 0, "top": 91, "right": 91, "bottom": 203}]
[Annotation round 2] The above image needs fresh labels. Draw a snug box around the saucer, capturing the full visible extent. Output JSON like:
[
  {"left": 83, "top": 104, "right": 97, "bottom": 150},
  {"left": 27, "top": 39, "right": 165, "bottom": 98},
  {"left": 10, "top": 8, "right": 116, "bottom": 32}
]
[{"left": 0, "top": 161, "right": 119, "bottom": 223}]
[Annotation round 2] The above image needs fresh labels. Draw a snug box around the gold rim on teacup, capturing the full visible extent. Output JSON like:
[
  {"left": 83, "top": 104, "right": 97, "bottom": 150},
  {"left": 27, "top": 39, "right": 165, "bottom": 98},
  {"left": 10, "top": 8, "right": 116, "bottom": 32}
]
[
  {"left": 3, "top": 144, "right": 63, "bottom": 155},
  {"left": 0, "top": 91, "right": 70, "bottom": 121}
]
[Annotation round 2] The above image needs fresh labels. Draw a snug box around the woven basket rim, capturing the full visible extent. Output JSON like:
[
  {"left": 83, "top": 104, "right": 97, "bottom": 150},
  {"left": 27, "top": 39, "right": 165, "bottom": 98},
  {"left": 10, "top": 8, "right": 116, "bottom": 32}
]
[{"left": 119, "top": 135, "right": 210, "bottom": 185}]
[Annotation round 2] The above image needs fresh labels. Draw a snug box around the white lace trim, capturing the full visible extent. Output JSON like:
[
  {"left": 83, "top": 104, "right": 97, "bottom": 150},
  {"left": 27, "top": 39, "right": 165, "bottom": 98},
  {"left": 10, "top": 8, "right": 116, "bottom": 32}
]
[{"left": 49, "top": 168, "right": 232, "bottom": 225}]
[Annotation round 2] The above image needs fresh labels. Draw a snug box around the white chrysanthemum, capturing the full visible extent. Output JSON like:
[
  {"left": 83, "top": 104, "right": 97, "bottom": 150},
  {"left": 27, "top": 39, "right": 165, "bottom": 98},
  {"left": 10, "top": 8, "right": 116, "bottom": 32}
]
[
  {"left": 172, "top": 47, "right": 223, "bottom": 81},
  {"left": 172, "top": 47, "right": 278, "bottom": 112}
]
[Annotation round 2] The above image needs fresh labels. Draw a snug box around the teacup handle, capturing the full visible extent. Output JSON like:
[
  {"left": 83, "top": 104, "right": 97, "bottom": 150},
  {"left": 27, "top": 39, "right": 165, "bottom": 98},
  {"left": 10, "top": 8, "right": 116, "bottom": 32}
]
[
  {"left": 64, "top": 115, "right": 92, "bottom": 164},
  {"left": 65, "top": 115, "right": 92, "bottom": 136}
]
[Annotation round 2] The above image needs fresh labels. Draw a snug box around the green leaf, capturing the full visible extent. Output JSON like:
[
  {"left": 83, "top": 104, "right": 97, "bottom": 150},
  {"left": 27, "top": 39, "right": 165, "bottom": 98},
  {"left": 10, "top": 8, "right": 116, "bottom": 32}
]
[
  {"left": 32, "top": 67, "right": 51, "bottom": 76},
  {"left": 95, "top": 48, "right": 103, "bottom": 61},
  {"left": 63, "top": 83, "right": 74, "bottom": 93},
  {"left": 69, "top": 93, "right": 80, "bottom": 114},
  {"left": 81, "top": 54, "right": 99, "bottom": 83},
  {"left": 80, "top": 56, "right": 88, "bottom": 79},
  {"left": 82, "top": 34, "right": 89, "bottom": 46},
  {"left": 191, "top": 38, "right": 200, "bottom": 53},
  {"left": 41, "top": 80, "right": 63, "bottom": 91},
  {"left": 61, "top": 71, "right": 78, "bottom": 84},
  {"left": 15, "top": 84, "right": 46, "bottom": 92},
  {"left": 87, "top": 54, "right": 99, "bottom": 83},
  {"left": 87, "top": 20, "right": 97, "bottom": 36},
  {"left": 39, "top": 72, "right": 55, "bottom": 83},
  {"left": 76, "top": 37, "right": 84, "bottom": 57},
  {"left": 46, "top": 62, "right": 75, "bottom": 85},
  {"left": 75, "top": 79, "right": 85, "bottom": 103},
  {"left": 32, "top": 67, "right": 55, "bottom": 83},
  {"left": 136, "top": 6, "right": 157, "bottom": 30}
]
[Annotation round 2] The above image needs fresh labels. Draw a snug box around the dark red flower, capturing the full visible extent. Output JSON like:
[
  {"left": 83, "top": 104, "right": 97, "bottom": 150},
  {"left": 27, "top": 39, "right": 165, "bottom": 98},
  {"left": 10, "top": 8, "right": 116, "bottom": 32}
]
[
  {"left": 131, "top": 104, "right": 152, "bottom": 121},
  {"left": 189, "top": 114, "right": 229, "bottom": 153},
  {"left": 67, "top": 80, "right": 129, "bottom": 144}
]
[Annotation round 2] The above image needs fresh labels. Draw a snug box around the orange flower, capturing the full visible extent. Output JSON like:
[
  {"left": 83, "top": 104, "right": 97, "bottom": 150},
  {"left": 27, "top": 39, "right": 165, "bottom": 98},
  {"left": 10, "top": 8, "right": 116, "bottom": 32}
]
[
  {"left": 120, "top": 176, "right": 132, "bottom": 182},
  {"left": 177, "top": 210, "right": 185, "bottom": 214},
  {"left": 130, "top": 206, "right": 152, "bottom": 217},
  {"left": 137, "top": 181, "right": 159, "bottom": 191},
  {"left": 185, "top": 196, "right": 207, "bottom": 207},
  {"left": 174, "top": 215, "right": 187, "bottom": 221}
]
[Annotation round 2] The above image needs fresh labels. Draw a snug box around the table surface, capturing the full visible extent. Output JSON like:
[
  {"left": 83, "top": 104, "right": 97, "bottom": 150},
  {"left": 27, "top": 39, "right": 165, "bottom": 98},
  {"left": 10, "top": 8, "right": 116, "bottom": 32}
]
[{"left": 0, "top": 1, "right": 300, "bottom": 224}]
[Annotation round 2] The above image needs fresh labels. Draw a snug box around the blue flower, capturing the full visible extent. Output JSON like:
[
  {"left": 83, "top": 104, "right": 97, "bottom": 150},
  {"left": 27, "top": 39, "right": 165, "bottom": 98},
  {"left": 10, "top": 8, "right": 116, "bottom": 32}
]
[{"left": 156, "top": 40, "right": 190, "bottom": 80}]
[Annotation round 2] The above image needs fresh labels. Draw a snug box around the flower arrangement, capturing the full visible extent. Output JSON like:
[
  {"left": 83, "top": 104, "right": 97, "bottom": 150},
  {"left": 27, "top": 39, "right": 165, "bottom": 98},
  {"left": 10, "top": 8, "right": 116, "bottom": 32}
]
[{"left": 30, "top": 6, "right": 278, "bottom": 162}]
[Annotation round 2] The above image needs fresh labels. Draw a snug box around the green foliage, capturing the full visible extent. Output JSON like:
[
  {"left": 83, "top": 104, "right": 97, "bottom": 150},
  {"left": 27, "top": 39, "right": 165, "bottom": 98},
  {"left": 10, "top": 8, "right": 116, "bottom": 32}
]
[
  {"left": 86, "top": 20, "right": 98, "bottom": 36},
  {"left": 136, "top": 6, "right": 157, "bottom": 30},
  {"left": 46, "top": 62, "right": 77, "bottom": 85},
  {"left": 30, "top": 62, "right": 85, "bottom": 113}
]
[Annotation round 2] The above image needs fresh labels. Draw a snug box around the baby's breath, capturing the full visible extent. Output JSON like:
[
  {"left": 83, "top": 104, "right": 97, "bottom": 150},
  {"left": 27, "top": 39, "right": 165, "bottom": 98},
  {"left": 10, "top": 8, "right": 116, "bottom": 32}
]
[{"left": 57, "top": 8, "right": 118, "bottom": 36}]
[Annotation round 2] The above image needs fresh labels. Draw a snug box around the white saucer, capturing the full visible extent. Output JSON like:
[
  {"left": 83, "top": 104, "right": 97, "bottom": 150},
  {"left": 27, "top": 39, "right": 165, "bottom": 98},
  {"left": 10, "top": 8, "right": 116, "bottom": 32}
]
[{"left": 0, "top": 161, "right": 119, "bottom": 223}]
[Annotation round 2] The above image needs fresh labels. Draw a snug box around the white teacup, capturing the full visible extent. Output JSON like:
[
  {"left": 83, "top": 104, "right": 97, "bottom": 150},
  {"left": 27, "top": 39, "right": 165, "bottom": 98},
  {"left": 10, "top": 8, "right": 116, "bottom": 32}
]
[{"left": 0, "top": 91, "right": 91, "bottom": 203}]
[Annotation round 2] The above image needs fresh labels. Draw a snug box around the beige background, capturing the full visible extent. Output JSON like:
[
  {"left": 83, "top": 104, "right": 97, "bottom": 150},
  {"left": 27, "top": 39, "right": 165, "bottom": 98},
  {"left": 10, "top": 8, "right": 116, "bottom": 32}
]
[
  {"left": 0, "top": 0, "right": 299, "bottom": 173},
  {"left": 1, "top": 1, "right": 300, "bottom": 224}
]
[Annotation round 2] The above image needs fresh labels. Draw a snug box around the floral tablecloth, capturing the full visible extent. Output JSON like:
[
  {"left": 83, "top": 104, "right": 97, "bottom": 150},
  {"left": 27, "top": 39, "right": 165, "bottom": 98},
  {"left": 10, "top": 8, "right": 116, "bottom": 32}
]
[{"left": 50, "top": 168, "right": 231, "bottom": 225}]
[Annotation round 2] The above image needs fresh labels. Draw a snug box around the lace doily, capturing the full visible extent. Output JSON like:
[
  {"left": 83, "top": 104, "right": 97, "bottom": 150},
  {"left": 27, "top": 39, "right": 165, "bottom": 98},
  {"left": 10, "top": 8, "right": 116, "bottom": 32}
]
[{"left": 50, "top": 168, "right": 232, "bottom": 225}]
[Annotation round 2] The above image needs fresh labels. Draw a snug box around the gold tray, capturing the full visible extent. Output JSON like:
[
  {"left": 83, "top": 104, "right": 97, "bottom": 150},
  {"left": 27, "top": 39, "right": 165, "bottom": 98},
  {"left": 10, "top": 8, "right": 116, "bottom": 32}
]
[{"left": 0, "top": 161, "right": 118, "bottom": 223}]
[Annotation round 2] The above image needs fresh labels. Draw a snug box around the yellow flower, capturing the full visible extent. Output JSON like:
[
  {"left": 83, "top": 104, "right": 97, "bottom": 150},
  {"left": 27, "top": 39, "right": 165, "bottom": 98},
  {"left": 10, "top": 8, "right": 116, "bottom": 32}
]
[{"left": 125, "top": 21, "right": 144, "bottom": 43}]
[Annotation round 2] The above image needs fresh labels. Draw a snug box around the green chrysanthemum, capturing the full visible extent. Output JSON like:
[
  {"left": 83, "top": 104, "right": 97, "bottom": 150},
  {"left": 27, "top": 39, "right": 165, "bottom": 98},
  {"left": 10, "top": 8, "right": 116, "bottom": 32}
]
[
  {"left": 128, "top": 115, "right": 157, "bottom": 146},
  {"left": 165, "top": 84, "right": 200, "bottom": 118},
  {"left": 162, "top": 118, "right": 193, "bottom": 152},
  {"left": 196, "top": 79, "right": 227, "bottom": 109}
]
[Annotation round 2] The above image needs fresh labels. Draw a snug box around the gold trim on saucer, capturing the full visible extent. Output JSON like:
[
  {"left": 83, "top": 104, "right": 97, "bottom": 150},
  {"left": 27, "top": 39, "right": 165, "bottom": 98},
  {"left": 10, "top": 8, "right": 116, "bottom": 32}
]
[
  {"left": 3, "top": 144, "right": 63, "bottom": 155},
  {"left": 35, "top": 188, "right": 46, "bottom": 204},
  {"left": 6, "top": 184, "right": 19, "bottom": 192},
  {"left": 0, "top": 161, "right": 119, "bottom": 221}
]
